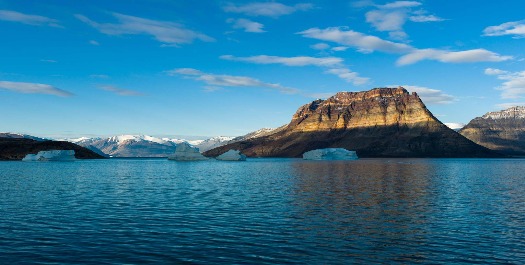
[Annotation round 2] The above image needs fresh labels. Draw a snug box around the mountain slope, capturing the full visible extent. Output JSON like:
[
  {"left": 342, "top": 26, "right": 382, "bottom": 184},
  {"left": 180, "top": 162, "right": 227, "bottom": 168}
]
[
  {"left": 205, "top": 87, "right": 498, "bottom": 158},
  {"left": 0, "top": 138, "right": 105, "bottom": 160},
  {"left": 460, "top": 106, "right": 525, "bottom": 155}
]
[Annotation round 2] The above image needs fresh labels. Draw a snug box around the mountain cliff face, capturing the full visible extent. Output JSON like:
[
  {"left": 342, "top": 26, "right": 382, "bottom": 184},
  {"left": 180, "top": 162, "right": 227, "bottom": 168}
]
[
  {"left": 0, "top": 138, "right": 105, "bottom": 160},
  {"left": 459, "top": 106, "right": 525, "bottom": 155},
  {"left": 205, "top": 87, "right": 498, "bottom": 158}
]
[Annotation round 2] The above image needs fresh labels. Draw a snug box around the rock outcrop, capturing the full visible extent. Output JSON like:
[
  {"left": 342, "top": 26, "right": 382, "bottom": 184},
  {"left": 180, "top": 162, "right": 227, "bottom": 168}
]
[
  {"left": 216, "top": 150, "right": 247, "bottom": 161},
  {"left": 0, "top": 138, "right": 105, "bottom": 160},
  {"left": 23, "top": 150, "right": 76, "bottom": 161},
  {"left": 460, "top": 106, "right": 525, "bottom": 155},
  {"left": 303, "top": 148, "right": 358, "bottom": 160},
  {"left": 167, "top": 142, "right": 208, "bottom": 161},
  {"left": 205, "top": 87, "right": 498, "bottom": 158}
]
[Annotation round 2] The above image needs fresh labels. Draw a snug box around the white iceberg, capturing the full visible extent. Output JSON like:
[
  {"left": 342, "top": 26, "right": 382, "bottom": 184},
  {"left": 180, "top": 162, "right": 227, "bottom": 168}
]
[
  {"left": 22, "top": 150, "right": 76, "bottom": 161},
  {"left": 167, "top": 142, "right": 208, "bottom": 161},
  {"left": 216, "top": 149, "right": 246, "bottom": 161},
  {"left": 302, "top": 148, "right": 358, "bottom": 160}
]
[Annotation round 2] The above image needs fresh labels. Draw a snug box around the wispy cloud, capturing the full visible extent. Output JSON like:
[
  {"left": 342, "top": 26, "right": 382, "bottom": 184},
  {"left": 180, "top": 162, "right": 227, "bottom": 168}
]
[
  {"left": 362, "top": 1, "right": 444, "bottom": 40},
  {"left": 90, "top": 74, "right": 109, "bottom": 79},
  {"left": 220, "top": 55, "right": 369, "bottom": 85},
  {"left": 483, "top": 20, "right": 525, "bottom": 38},
  {"left": 226, "top": 18, "right": 265, "bottom": 33},
  {"left": 496, "top": 102, "right": 525, "bottom": 109},
  {"left": 100, "top": 85, "right": 143, "bottom": 96},
  {"left": 298, "top": 27, "right": 512, "bottom": 65},
  {"left": 167, "top": 68, "right": 300, "bottom": 94},
  {"left": 75, "top": 13, "right": 214, "bottom": 46},
  {"left": 395, "top": 85, "right": 456, "bottom": 104},
  {"left": 220, "top": 55, "right": 343, "bottom": 67},
  {"left": 40, "top": 59, "right": 57, "bottom": 63},
  {"left": 223, "top": 2, "right": 313, "bottom": 17},
  {"left": 484, "top": 68, "right": 525, "bottom": 99},
  {"left": 0, "top": 10, "right": 61, "bottom": 27},
  {"left": 89, "top": 40, "right": 100, "bottom": 46},
  {"left": 397, "top": 48, "right": 511, "bottom": 65},
  {"left": 298, "top": 27, "right": 413, "bottom": 54},
  {"left": 0, "top": 81, "right": 73, "bottom": 97}
]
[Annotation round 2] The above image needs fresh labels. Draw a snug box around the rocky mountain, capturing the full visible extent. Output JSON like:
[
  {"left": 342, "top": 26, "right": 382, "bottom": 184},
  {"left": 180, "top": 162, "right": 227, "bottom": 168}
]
[
  {"left": 0, "top": 138, "right": 105, "bottom": 160},
  {"left": 205, "top": 87, "right": 499, "bottom": 158},
  {"left": 459, "top": 106, "right": 525, "bottom": 155},
  {"left": 70, "top": 135, "right": 235, "bottom": 157}
]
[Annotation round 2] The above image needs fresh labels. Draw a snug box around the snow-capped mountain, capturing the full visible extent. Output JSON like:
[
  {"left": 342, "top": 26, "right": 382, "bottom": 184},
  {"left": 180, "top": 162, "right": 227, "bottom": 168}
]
[{"left": 68, "top": 134, "right": 234, "bottom": 157}]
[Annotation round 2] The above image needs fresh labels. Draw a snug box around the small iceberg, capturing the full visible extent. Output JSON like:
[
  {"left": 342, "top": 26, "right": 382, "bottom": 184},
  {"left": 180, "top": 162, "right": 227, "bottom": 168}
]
[
  {"left": 22, "top": 150, "right": 76, "bottom": 161},
  {"left": 167, "top": 142, "right": 208, "bottom": 161},
  {"left": 303, "top": 148, "right": 358, "bottom": 160},
  {"left": 216, "top": 149, "right": 246, "bottom": 161}
]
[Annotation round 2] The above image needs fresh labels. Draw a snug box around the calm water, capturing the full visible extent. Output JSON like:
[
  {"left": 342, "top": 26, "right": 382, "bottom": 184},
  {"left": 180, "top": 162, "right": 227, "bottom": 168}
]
[{"left": 0, "top": 158, "right": 524, "bottom": 264}]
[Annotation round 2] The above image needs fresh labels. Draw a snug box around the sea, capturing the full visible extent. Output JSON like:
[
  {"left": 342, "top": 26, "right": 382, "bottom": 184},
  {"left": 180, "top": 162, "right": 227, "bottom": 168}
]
[{"left": 0, "top": 158, "right": 524, "bottom": 264}]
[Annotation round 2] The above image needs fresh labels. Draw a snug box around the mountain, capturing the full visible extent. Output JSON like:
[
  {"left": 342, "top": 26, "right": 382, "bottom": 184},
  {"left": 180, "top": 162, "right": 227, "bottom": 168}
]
[
  {"left": 70, "top": 135, "right": 235, "bottom": 157},
  {"left": 0, "top": 133, "right": 47, "bottom": 141},
  {"left": 205, "top": 87, "right": 498, "bottom": 158},
  {"left": 459, "top": 106, "right": 525, "bottom": 156},
  {"left": 0, "top": 138, "right": 105, "bottom": 160}
]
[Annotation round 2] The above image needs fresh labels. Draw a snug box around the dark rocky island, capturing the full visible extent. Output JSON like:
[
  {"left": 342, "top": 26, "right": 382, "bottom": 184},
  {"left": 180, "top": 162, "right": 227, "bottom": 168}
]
[
  {"left": 460, "top": 106, "right": 525, "bottom": 156},
  {"left": 205, "top": 87, "right": 499, "bottom": 158},
  {"left": 0, "top": 138, "right": 106, "bottom": 160}
]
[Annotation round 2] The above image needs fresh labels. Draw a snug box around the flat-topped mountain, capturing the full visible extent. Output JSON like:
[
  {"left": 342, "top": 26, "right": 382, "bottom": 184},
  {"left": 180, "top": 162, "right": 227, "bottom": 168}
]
[
  {"left": 205, "top": 87, "right": 498, "bottom": 158},
  {"left": 0, "top": 138, "right": 105, "bottom": 160},
  {"left": 460, "top": 106, "right": 525, "bottom": 155}
]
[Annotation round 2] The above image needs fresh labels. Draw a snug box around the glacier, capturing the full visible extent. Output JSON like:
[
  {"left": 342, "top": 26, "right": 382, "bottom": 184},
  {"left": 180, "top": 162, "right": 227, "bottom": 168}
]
[
  {"left": 22, "top": 150, "right": 76, "bottom": 161},
  {"left": 302, "top": 148, "right": 358, "bottom": 161},
  {"left": 167, "top": 142, "right": 208, "bottom": 161},
  {"left": 216, "top": 150, "right": 246, "bottom": 161}
]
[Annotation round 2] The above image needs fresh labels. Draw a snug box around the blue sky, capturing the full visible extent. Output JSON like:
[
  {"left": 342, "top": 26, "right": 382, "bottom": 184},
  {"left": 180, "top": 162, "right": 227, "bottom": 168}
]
[{"left": 1, "top": 0, "right": 525, "bottom": 138}]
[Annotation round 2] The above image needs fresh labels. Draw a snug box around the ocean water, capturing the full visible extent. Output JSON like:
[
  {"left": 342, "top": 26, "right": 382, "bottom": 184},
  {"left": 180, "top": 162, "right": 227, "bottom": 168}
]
[{"left": 0, "top": 158, "right": 524, "bottom": 264}]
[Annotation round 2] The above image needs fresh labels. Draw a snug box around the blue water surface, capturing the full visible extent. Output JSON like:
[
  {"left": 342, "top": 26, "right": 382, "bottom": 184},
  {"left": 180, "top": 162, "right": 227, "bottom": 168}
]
[{"left": 0, "top": 158, "right": 524, "bottom": 264}]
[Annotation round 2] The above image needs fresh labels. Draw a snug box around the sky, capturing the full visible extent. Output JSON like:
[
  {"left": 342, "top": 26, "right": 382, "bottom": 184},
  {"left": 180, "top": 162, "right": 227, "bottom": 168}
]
[{"left": 1, "top": 0, "right": 525, "bottom": 138}]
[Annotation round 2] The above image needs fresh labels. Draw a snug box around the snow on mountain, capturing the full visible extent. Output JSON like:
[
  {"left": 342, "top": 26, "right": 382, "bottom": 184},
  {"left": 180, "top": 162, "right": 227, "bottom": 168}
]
[{"left": 482, "top": 106, "right": 525, "bottom": 120}]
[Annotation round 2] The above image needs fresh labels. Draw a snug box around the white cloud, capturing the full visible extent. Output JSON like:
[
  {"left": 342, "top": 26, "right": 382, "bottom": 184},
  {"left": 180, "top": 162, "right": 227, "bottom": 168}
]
[
  {"left": 325, "top": 68, "right": 369, "bottom": 85},
  {"left": 0, "top": 81, "right": 73, "bottom": 97},
  {"left": 484, "top": 68, "right": 525, "bottom": 99},
  {"left": 331, "top": 46, "right": 349, "bottom": 52},
  {"left": 167, "top": 68, "right": 300, "bottom": 94},
  {"left": 496, "top": 102, "right": 525, "bottom": 109},
  {"left": 311, "top": 43, "right": 330, "bottom": 50},
  {"left": 444, "top": 123, "right": 465, "bottom": 130},
  {"left": 484, "top": 68, "right": 508, "bottom": 76},
  {"left": 220, "top": 55, "right": 369, "bottom": 85},
  {"left": 397, "top": 48, "right": 512, "bottom": 65},
  {"left": 89, "top": 40, "right": 100, "bottom": 46},
  {"left": 397, "top": 85, "right": 456, "bottom": 104},
  {"left": 100, "top": 85, "right": 142, "bottom": 96},
  {"left": 90, "top": 74, "right": 109, "bottom": 79},
  {"left": 220, "top": 55, "right": 343, "bottom": 67},
  {"left": 409, "top": 14, "right": 445, "bottom": 22},
  {"left": 300, "top": 27, "right": 512, "bottom": 65},
  {"left": 0, "top": 10, "right": 61, "bottom": 27},
  {"left": 223, "top": 2, "right": 313, "bottom": 17},
  {"left": 378, "top": 1, "right": 422, "bottom": 9},
  {"left": 362, "top": 1, "right": 443, "bottom": 40},
  {"left": 75, "top": 13, "right": 214, "bottom": 46},
  {"left": 483, "top": 20, "right": 525, "bottom": 38},
  {"left": 226, "top": 18, "right": 265, "bottom": 33},
  {"left": 298, "top": 27, "right": 413, "bottom": 53}
]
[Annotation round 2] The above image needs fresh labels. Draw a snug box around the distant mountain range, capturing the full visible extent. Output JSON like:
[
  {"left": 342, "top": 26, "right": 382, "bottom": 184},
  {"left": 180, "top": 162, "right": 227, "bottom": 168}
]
[
  {"left": 62, "top": 128, "right": 279, "bottom": 157},
  {"left": 206, "top": 87, "right": 498, "bottom": 158},
  {"left": 0, "top": 137, "right": 104, "bottom": 160},
  {"left": 460, "top": 106, "right": 525, "bottom": 156}
]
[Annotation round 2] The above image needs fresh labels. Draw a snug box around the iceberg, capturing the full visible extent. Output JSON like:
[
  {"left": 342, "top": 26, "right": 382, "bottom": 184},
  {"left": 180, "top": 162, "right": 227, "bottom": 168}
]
[
  {"left": 167, "top": 142, "right": 208, "bottom": 161},
  {"left": 22, "top": 150, "right": 76, "bottom": 161},
  {"left": 302, "top": 148, "right": 358, "bottom": 160},
  {"left": 216, "top": 149, "right": 246, "bottom": 161}
]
